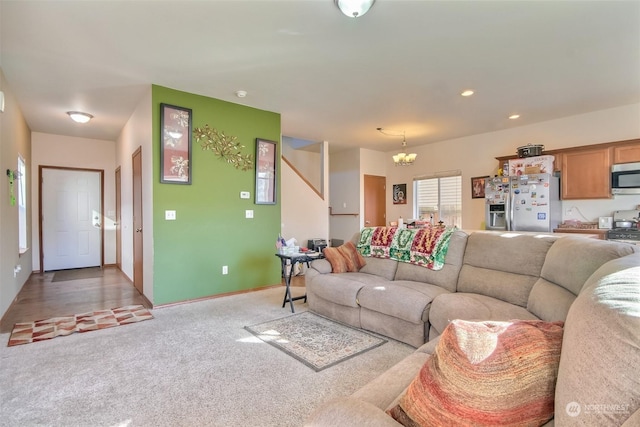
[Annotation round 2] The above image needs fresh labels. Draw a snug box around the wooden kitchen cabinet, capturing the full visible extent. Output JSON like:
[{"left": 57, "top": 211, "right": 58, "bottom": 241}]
[
  {"left": 614, "top": 144, "right": 640, "bottom": 164},
  {"left": 561, "top": 147, "right": 612, "bottom": 199}
]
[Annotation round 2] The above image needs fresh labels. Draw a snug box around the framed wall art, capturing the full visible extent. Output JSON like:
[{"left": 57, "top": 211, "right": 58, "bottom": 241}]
[
  {"left": 255, "top": 138, "right": 277, "bottom": 204},
  {"left": 160, "top": 103, "right": 192, "bottom": 184},
  {"left": 392, "top": 183, "right": 407, "bottom": 204},
  {"left": 471, "top": 176, "right": 489, "bottom": 199}
]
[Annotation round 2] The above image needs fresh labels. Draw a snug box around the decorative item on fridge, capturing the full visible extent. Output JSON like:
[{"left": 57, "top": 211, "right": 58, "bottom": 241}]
[{"left": 508, "top": 155, "right": 555, "bottom": 177}]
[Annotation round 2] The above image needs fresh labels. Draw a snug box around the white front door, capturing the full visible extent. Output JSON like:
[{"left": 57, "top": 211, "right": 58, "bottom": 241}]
[{"left": 42, "top": 168, "right": 101, "bottom": 271}]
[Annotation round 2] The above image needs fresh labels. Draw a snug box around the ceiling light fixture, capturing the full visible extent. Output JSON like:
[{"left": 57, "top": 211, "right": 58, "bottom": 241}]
[
  {"left": 509, "top": 114, "right": 521, "bottom": 120},
  {"left": 66, "top": 111, "right": 93, "bottom": 124},
  {"left": 461, "top": 90, "right": 475, "bottom": 97},
  {"left": 377, "top": 127, "right": 417, "bottom": 166},
  {"left": 335, "top": 0, "right": 375, "bottom": 18}
]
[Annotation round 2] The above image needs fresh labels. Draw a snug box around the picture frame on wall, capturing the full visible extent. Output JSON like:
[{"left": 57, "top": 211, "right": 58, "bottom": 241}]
[
  {"left": 160, "top": 103, "right": 192, "bottom": 184},
  {"left": 393, "top": 183, "right": 407, "bottom": 204},
  {"left": 255, "top": 138, "right": 277, "bottom": 204},
  {"left": 471, "top": 176, "right": 488, "bottom": 199}
]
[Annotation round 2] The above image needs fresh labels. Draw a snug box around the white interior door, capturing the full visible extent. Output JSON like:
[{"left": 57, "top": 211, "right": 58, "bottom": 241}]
[{"left": 42, "top": 169, "right": 101, "bottom": 271}]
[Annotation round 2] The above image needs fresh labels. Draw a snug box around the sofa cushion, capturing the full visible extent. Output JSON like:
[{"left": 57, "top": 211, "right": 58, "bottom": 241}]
[
  {"left": 539, "top": 236, "right": 638, "bottom": 296},
  {"left": 309, "top": 273, "right": 389, "bottom": 308},
  {"left": 357, "top": 281, "right": 450, "bottom": 324},
  {"left": 554, "top": 253, "right": 640, "bottom": 426},
  {"left": 352, "top": 352, "right": 431, "bottom": 410},
  {"left": 394, "top": 230, "right": 468, "bottom": 293},
  {"left": 456, "top": 232, "right": 556, "bottom": 306},
  {"left": 359, "top": 257, "right": 398, "bottom": 281},
  {"left": 428, "top": 292, "right": 539, "bottom": 336},
  {"left": 387, "top": 319, "right": 563, "bottom": 427},
  {"left": 526, "top": 278, "right": 576, "bottom": 322},
  {"left": 304, "top": 397, "right": 403, "bottom": 427}
]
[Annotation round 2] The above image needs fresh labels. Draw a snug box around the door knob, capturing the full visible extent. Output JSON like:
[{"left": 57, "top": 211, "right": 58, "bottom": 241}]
[{"left": 136, "top": 228, "right": 142, "bottom": 233}]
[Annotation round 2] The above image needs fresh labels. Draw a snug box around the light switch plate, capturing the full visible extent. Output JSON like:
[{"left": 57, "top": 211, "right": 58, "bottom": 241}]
[
  {"left": 245, "top": 210, "right": 254, "bottom": 219},
  {"left": 240, "top": 191, "right": 250, "bottom": 199},
  {"left": 165, "top": 210, "right": 176, "bottom": 220}
]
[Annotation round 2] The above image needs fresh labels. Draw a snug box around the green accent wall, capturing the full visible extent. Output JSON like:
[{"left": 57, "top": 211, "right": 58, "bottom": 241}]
[{"left": 152, "top": 85, "right": 281, "bottom": 305}]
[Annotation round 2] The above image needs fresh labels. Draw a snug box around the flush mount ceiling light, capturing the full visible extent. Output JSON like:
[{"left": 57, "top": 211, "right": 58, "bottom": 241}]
[
  {"left": 509, "top": 114, "right": 521, "bottom": 120},
  {"left": 66, "top": 111, "right": 93, "bottom": 123},
  {"left": 377, "top": 127, "right": 417, "bottom": 166},
  {"left": 335, "top": 0, "right": 375, "bottom": 18},
  {"left": 461, "top": 90, "right": 475, "bottom": 97}
]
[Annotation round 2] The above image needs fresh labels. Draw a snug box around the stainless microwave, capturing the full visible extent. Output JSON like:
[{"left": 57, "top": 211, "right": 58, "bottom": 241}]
[{"left": 612, "top": 162, "right": 640, "bottom": 194}]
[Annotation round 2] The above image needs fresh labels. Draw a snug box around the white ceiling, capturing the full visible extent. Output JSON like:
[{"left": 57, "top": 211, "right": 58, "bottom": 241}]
[{"left": 1, "top": 1, "right": 639, "bottom": 153}]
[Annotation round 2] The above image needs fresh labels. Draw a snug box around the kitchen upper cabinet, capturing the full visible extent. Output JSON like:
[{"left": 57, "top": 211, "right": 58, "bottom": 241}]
[
  {"left": 614, "top": 144, "right": 640, "bottom": 164},
  {"left": 561, "top": 147, "right": 612, "bottom": 199}
]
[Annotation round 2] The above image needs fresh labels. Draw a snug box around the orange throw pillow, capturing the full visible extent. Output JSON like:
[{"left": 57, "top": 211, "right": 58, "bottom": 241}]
[
  {"left": 387, "top": 319, "right": 564, "bottom": 427},
  {"left": 323, "top": 242, "right": 366, "bottom": 273},
  {"left": 323, "top": 247, "right": 348, "bottom": 273},
  {"left": 337, "top": 241, "right": 366, "bottom": 272}
]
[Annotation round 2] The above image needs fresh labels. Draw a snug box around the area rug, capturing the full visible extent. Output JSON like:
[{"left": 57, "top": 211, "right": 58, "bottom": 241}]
[
  {"left": 7, "top": 305, "right": 153, "bottom": 347},
  {"left": 245, "top": 311, "right": 386, "bottom": 371},
  {"left": 52, "top": 267, "right": 104, "bottom": 282}
]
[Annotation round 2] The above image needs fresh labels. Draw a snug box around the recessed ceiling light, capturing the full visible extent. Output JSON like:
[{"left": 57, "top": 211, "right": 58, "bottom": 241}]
[
  {"left": 461, "top": 90, "right": 474, "bottom": 97},
  {"left": 66, "top": 111, "right": 93, "bottom": 123},
  {"left": 509, "top": 114, "right": 521, "bottom": 120}
]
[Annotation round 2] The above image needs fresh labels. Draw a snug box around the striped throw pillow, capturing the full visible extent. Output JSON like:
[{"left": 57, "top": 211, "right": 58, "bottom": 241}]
[
  {"left": 324, "top": 242, "right": 366, "bottom": 273},
  {"left": 387, "top": 319, "right": 564, "bottom": 427}
]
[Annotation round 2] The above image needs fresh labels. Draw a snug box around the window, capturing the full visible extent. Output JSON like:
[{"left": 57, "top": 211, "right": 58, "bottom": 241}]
[
  {"left": 18, "top": 155, "right": 27, "bottom": 253},
  {"left": 413, "top": 173, "right": 462, "bottom": 227}
]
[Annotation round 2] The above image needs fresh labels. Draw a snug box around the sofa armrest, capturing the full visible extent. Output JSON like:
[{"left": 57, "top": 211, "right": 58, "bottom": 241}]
[
  {"left": 304, "top": 397, "right": 402, "bottom": 427},
  {"left": 309, "top": 258, "right": 332, "bottom": 274}
]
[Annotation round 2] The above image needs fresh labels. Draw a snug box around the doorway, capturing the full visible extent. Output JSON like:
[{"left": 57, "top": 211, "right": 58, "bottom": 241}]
[
  {"left": 39, "top": 167, "right": 104, "bottom": 272},
  {"left": 364, "top": 174, "right": 386, "bottom": 227}
]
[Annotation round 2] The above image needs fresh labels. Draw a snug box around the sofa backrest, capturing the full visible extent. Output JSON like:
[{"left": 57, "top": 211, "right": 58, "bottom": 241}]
[
  {"left": 527, "top": 237, "right": 639, "bottom": 321},
  {"left": 554, "top": 252, "right": 640, "bottom": 426},
  {"left": 393, "top": 230, "right": 468, "bottom": 293},
  {"left": 456, "top": 232, "right": 557, "bottom": 307}
]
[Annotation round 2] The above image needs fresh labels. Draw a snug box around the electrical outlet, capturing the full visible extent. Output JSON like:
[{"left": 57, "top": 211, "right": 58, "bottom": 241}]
[
  {"left": 245, "top": 210, "right": 254, "bottom": 219},
  {"left": 240, "top": 191, "right": 250, "bottom": 199},
  {"left": 565, "top": 208, "right": 573, "bottom": 216},
  {"left": 222, "top": 265, "right": 228, "bottom": 275},
  {"left": 165, "top": 210, "right": 176, "bottom": 220}
]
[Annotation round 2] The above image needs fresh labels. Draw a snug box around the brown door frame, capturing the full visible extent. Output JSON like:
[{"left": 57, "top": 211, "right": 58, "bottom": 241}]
[
  {"left": 115, "top": 166, "right": 122, "bottom": 271},
  {"left": 132, "top": 147, "right": 143, "bottom": 294},
  {"left": 38, "top": 165, "right": 105, "bottom": 272}
]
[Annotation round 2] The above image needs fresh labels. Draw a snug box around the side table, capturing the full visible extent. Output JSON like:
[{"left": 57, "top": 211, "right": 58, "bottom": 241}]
[{"left": 275, "top": 251, "right": 324, "bottom": 313}]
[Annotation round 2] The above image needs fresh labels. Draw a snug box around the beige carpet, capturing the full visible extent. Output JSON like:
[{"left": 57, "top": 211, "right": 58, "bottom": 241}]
[
  {"left": 245, "top": 311, "right": 387, "bottom": 371},
  {"left": 7, "top": 305, "right": 153, "bottom": 346},
  {"left": 0, "top": 287, "right": 414, "bottom": 426}
]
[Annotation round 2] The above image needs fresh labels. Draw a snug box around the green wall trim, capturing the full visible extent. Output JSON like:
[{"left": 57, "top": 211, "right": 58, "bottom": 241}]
[{"left": 152, "top": 85, "right": 281, "bottom": 305}]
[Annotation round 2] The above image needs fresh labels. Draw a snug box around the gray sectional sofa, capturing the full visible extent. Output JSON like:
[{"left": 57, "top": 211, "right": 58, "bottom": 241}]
[{"left": 304, "top": 230, "right": 640, "bottom": 426}]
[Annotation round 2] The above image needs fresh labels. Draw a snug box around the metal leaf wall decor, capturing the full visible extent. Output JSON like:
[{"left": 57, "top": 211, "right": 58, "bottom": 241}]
[{"left": 193, "top": 124, "right": 254, "bottom": 171}]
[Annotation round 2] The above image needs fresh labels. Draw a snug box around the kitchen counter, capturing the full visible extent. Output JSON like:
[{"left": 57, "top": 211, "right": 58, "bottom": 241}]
[
  {"left": 464, "top": 229, "right": 600, "bottom": 239},
  {"left": 552, "top": 228, "right": 608, "bottom": 240}
]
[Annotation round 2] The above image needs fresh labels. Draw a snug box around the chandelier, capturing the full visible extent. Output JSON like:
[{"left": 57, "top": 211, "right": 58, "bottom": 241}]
[
  {"left": 377, "top": 128, "right": 418, "bottom": 166},
  {"left": 334, "top": 0, "right": 376, "bottom": 18}
]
